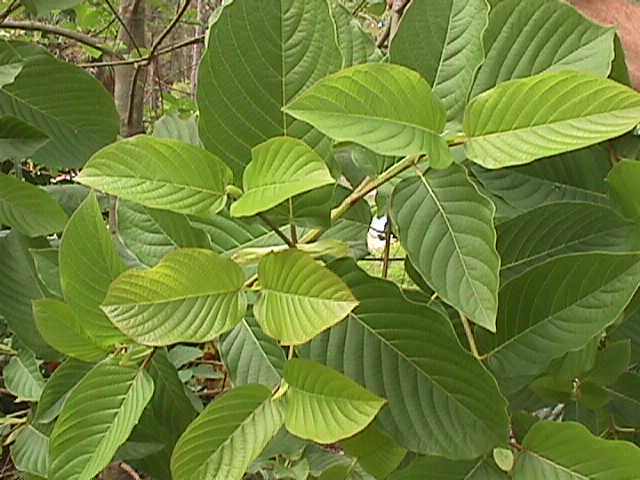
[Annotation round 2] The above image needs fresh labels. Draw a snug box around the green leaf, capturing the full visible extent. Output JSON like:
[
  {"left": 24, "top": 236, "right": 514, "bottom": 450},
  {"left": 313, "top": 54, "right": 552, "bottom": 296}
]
[
  {"left": 340, "top": 423, "right": 407, "bottom": 479},
  {"left": 283, "top": 359, "right": 385, "bottom": 443},
  {"left": 34, "top": 298, "right": 107, "bottom": 362},
  {"left": 21, "top": 0, "right": 82, "bottom": 17},
  {"left": 0, "top": 40, "right": 118, "bottom": 168},
  {"left": 231, "top": 137, "right": 334, "bottom": 218},
  {"left": 330, "top": 1, "right": 376, "bottom": 67},
  {"left": 471, "top": 0, "right": 615, "bottom": 97},
  {"left": 194, "top": 213, "right": 283, "bottom": 255},
  {"left": 153, "top": 113, "right": 200, "bottom": 145},
  {"left": 0, "top": 62, "right": 22, "bottom": 87},
  {"left": 0, "top": 116, "right": 49, "bottom": 159},
  {"left": 391, "top": 165, "right": 499, "bottom": 331},
  {"left": 34, "top": 358, "right": 93, "bottom": 423},
  {"left": 30, "top": 248, "right": 62, "bottom": 297},
  {"left": 389, "top": 456, "right": 507, "bottom": 480},
  {"left": 197, "top": 0, "right": 341, "bottom": 179},
  {"left": 11, "top": 426, "right": 49, "bottom": 478},
  {"left": 49, "top": 361, "right": 154, "bottom": 480},
  {"left": 302, "top": 260, "right": 509, "bottom": 459},
  {"left": 493, "top": 447, "right": 514, "bottom": 472},
  {"left": 484, "top": 253, "right": 640, "bottom": 387},
  {"left": 390, "top": 0, "right": 489, "bottom": 130},
  {"left": 607, "top": 372, "right": 640, "bottom": 427},
  {"left": 514, "top": 421, "right": 640, "bottom": 478},
  {"left": 586, "top": 340, "right": 631, "bottom": 387},
  {"left": 171, "top": 384, "right": 284, "bottom": 480},
  {"left": 0, "top": 174, "right": 66, "bottom": 237},
  {"left": 608, "top": 159, "right": 640, "bottom": 221},
  {"left": 464, "top": 71, "right": 640, "bottom": 168},
  {"left": 102, "top": 248, "right": 247, "bottom": 346},
  {"left": 77, "top": 136, "right": 232, "bottom": 218},
  {"left": 59, "top": 192, "right": 128, "bottom": 346},
  {"left": 285, "top": 64, "right": 451, "bottom": 165},
  {"left": 4, "top": 344, "right": 44, "bottom": 401},
  {"left": 255, "top": 250, "right": 358, "bottom": 345},
  {"left": 221, "top": 317, "right": 286, "bottom": 389}
]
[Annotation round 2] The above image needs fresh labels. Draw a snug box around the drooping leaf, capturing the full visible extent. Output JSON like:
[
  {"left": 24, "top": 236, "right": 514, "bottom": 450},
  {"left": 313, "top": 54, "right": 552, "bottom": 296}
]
[
  {"left": 33, "top": 298, "right": 107, "bottom": 362},
  {"left": 153, "top": 113, "right": 200, "bottom": 145},
  {"left": 390, "top": 0, "right": 489, "bottom": 129},
  {"left": 30, "top": 248, "right": 62, "bottom": 297},
  {"left": 471, "top": 0, "right": 615, "bottom": 97},
  {"left": 11, "top": 426, "right": 49, "bottom": 478},
  {"left": 221, "top": 317, "right": 286, "bottom": 388},
  {"left": 102, "top": 248, "right": 247, "bottom": 346},
  {"left": 283, "top": 359, "right": 385, "bottom": 443},
  {"left": 3, "top": 344, "right": 45, "bottom": 402},
  {"left": 391, "top": 165, "right": 499, "bottom": 331},
  {"left": 197, "top": 0, "right": 341, "bottom": 179},
  {"left": 171, "top": 384, "right": 284, "bottom": 480},
  {"left": 285, "top": 64, "right": 451, "bottom": 166},
  {"left": 608, "top": 159, "right": 640, "bottom": 221},
  {"left": 77, "top": 136, "right": 232, "bottom": 218},
  {"left": 231, "top": 137, "right": 335, "bottom": 218},
  {"left": 48, "top": 361, "right": 154, "bottom": 480},
  {"left": 59, "top": 192, "right": 128, "bottom": 346},
  {"left": 302, "top": 260, "right": 509, "bottom": 459},
  {"left": 330, "top": 1, "right": 376, "bottom": 67},
  {"left": 255, "top": 250, "right": 358, "bottom": 345},
  {"left": 514, "top": 421, "right": 640, "bottom": 478},
  {"left": 0, "top": 40, "right": 118, "bottom": 168},
  {"left": 340, "top": 423, "right": 407, "bottom": 479},
  {"left": 0, "top": 116, "right": 49, "bottom": 159}
]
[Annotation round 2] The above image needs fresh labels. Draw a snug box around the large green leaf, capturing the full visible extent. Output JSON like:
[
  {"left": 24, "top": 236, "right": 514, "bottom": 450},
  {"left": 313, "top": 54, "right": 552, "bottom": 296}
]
[
  {"left": 49, "top": 361, "right": 154, "bottom": 480},
  {"left": 484, "top": 253, "right": 640, "bottom": 387},
  {"left": 197, "top": 0, "right": 341, "bottom": 179},
  {"left": 0, "top": 40, "right": 118, "bottom": 168},
  {"left": 285, "top": 64, "right": 451, "bottom": 165},
  {"left": 514, "top": 421, "right": 640, "bottom": 478},
  {"left": 33, "top": 298, "right": 107, "bottom": 362},
  {"left": 389, "top": 456, "right": 506, "bottom": 480},
  {"left": 0, "top": 116, "right": 49, "bottom": 159},
  {"left": 340, "top": 424, "right": 407, "bottom": 480},
  {"left": 231, "top": 137, "right": 334, "bottom": 218},
  {"left": 171, "top": 384, "right": 284, "bottom": 480},
  {"left": 102, "top": 248, "right": 246, "bottom": 346},
  {"left": 221, "top": 317, "right": 286, "bottom": 389},
  {"left": 330, "top": 1, "right": 376, "bottom": 67},
  {"left": 464, "top": 71, "right": 640, "bottom": 168},
  {"left": 608, "top": 159, "right": 640, "bottom": 221},
  {"left": 255, "top": 250, "right": 358, "bottom": 345},
  {"left": 472, "top": 0, "right": 614, "bottom": 98},
  {"left": 11, "top": 426, "right": 49, "bottom": 478},
  {"left": 391, "top": 165, "right": 499, "bottom": 331},
  {"left": 59, "top": 192, "right": 128, "bottom": 346},
  {"left": 3, "top": 344, "right": 45, "bottom": 402},
  {"left": 390, "top": 0, "right": 489, "bottom": 130},
  {"left": 77, "top": 136, "right": 232, "bottom": 218},
  {"left": 283, "top": 359, "right": 385, "bottom": 443},
  {"left": 302, "top": 260, "right": 509, "bottom": 459}
]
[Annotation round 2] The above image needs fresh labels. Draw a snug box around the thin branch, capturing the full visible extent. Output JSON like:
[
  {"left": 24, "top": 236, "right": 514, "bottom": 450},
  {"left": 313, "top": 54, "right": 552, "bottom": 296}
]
[
  {"left": 359, "top": 257, "right": 404, "bottom": 262},
  {"left": 104, "top": 0, "right": 142, "bottom": 56},
  {"left": 351, "top": 0, "right": 367, "bottom": 15},
  {"left": 459, "top": 312, "right": 481, "bottom": 359},
  {"left": 258, "top": 213, "right": 295, "bottom": 248},
  {"left": 119, "top": 462, "right": 142, "bottom": 480},
  {"left": 381, "top": 218, "right": 392, "bottom": 279},
  {"left": 289, "top": 198, "right": 298, "bottom": 244},
  {"left": 0, "top": 0, "right": 20, "bottom": 23},
  {"left": 0, "top": 20, "right": 119, "bottom": 56}
]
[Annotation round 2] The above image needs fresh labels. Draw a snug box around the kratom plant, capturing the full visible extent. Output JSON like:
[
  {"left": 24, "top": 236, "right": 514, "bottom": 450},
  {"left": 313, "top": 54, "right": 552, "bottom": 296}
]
[{"left": 1, "top": 0, "right": 640, "bottom": 479}]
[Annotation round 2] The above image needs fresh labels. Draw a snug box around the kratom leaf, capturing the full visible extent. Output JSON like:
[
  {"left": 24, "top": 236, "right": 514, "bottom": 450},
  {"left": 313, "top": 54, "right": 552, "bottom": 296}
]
[
  {"left": 0, "top": 174, "right": 66, "bottom": 237},
  {"left": 0, "top": 116, "right": 49, "bottom": 159},
  {"left": 33, "top": 298, "right": 107, "bottom": 362},
  {"left": 340, "top": 424, "right": 406, "bottom": 479},
  {"left": 30, "top": 248, "right": 62, "bottom": 297},
  {"left": 77, "top": 136, "right": 232, "bottom": 218},
  {"left": 255, "top": 250, "right": 358, "bottom": 345},
  {"left": 0, "top": 62, "right": 22, "bottom": 87},
  {"left": 464, "top": 71, "right": 640, "bottom": 168},
  {"left": 607, "top": 372, "right": 640, "bottom": 427},
  {"left": 389, "top": 456, "right": 507, "bottom": 480},
  {"left": 391, "top": 165, "right": 499, "bottom": 331},
  {"left": 284, "top": 359, "right": 385, "bottom": 443},
  {"left": 194, "top": 213, "right": 283, "bottom": 255},
  {"left": 3, "top": 344, "right": 44, "bottom": 402},
  {"left": 302, "top": 260, "right": 509, "bottom": 459},
  {"left": 330, "top": 1, "right": 376, "bottom": 67},
  {"left": 514, "top": 421, "right": 640, "bottom": 478},
  {"left": 171, "top": 384, "right": 284, "bottom": 480},
  {"left": 49, "top": 361, "right": 154, "bottom": 480},
  {"left": 102, "top": 248, "right": 247, "bottom": 346},
  {"left": 197, "top": 0, "right": 341, "bottom": 179},
  {"left": 59, "top": 192, "right": 128, "bottom": 346},
  {"left": 231, "top": 137, "right": 334, "bottom": 218},
  {"left": 608, "top": 159, "right": 640, "bottom": 221},
  {"left": 153, "top": 113, "right": 200, "bottom": 145},
  {"left": 285, "top": 63, "right": 452, "bottom": 166},
  {"left": 390, "top": 0, "right": 489, "bottom": 129},
  {"left": 471, "top": 0, "right": 615, "bottom": 97},
  {"left": 11, "top": 426, "right": 49, "bottom": 478}
]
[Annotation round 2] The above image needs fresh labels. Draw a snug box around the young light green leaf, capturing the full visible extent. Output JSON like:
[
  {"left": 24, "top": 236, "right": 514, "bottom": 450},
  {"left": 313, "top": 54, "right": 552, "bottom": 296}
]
[
  {"left": 390, "top": 0, "right": 489, "bottom": 129},
  {"left": 284, "top": 63, "right": 452, "bottom": 165},
  {"left": 11, "top": 426, "right": 49, "bottom": 478},
  {"left": 255, "top": 250, "right": 358, "bottom": 345},
  {"left": 153, "top": 113, "right": 200, "bottom": 145},
  {"left": 231, "top": 137, "right": 334, "bottom": 218},
  {"left": 0, "top": 174, "right": 67, "bottom": 237},
  {"left": 102, "top": 248, "right": 247, "bottom": 346},
  {"left": 0, "top": 116, "right": 49, "bottom": 159},
  {"left": 608, "top": 159, "right": 640, "bottom": 221},
  {"left": 0, "top": 62, "right": 23, "bottom": 87},
  {"left": 34, "top": 298, "right": 107, "bottom": 362},
  {"left": 3, "top": 344, "right": 45, "bottom": 402},
  {"left": 48, "top": 361, "right": 154, "bottom": 480},
  {"left": 171, "top": 384, "right": 284, "bottom": 480},
  {"left": 391, "top": 165, "right": 500, "bottom": 331},
  {"left": 197, "top": 0, "right": 341, "bottom": 179},
  {"left": 77, "top": 136, "right": 232, "bottom": 218},
  {"left": 514, "top": 421, "right": 640, "bottom": 478},
  {"left": 59, "top": 192, "right": 128, "bottom": 346},
  {"left": 284, "top": 359, "right": 385, "bottom": 444},
  {"left": 464, "top": 71, "right": 640, "bottom": 168}
]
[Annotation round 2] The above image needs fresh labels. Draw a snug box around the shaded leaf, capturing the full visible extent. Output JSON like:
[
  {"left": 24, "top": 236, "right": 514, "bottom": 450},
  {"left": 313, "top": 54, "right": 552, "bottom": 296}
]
[
  {"left": 608, "top": 159, "right": 640, "bottom": 221},
  {"left": 0, "top": 116, "right": 49, "bottom": 159},
  {"left": 4, "top": 344, "right": 44, "bottom": 401},
  {"left": 11, "top": 426, "right": 49, "bottom": 478}
]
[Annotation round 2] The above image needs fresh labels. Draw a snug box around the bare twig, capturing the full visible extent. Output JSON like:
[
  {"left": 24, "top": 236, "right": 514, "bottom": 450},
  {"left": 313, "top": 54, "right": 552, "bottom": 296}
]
[
  {"left": 119, "top": 463, "right": 142, "bottom": 480},
  {"left": 381, "top": 219, "right": 392, "bottom": 279},
  {"left": 104, "top": 0, "right": 143, "bottom": 56},
  {"left": 0, "top": 0, "right": 19, "bottom": 23},
  {"left": 459, "top": 312, "right": 481, "bottom": 359},
  {"left": 258, "top": 213, "right": 295, "bottom": 248}
]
